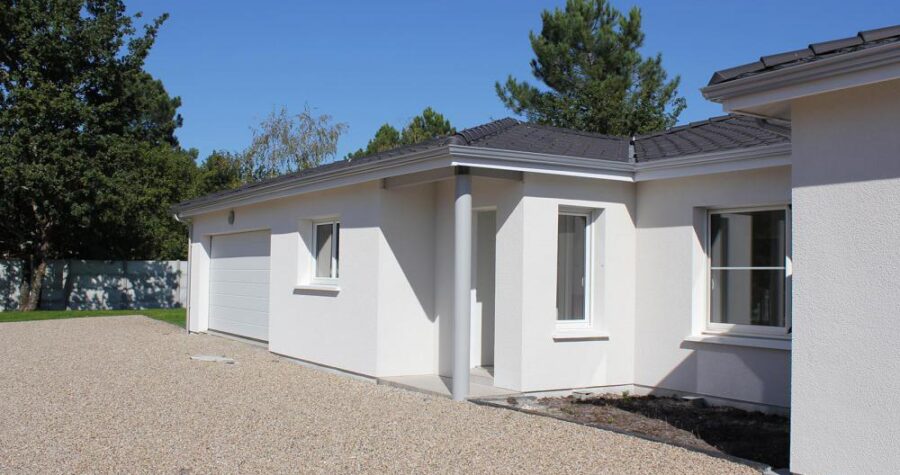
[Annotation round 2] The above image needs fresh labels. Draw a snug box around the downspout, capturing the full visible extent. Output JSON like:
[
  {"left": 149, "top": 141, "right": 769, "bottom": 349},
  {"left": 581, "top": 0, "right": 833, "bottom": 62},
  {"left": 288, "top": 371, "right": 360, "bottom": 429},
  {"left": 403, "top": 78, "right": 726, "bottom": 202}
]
[{"left": 173, "top": 213, "right": 192, "bottom": 334}]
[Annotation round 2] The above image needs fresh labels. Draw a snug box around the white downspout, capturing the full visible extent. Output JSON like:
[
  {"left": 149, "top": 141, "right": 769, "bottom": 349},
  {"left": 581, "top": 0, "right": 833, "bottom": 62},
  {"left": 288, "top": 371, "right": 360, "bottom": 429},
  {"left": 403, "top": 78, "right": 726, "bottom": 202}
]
[{"left": 173, "top": 213, "right": 192, "bottom": 334}]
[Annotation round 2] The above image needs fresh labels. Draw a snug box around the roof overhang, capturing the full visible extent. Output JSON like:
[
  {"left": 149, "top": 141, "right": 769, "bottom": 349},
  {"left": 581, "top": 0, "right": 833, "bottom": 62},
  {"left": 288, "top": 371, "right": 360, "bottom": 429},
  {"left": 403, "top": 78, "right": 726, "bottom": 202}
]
[
  {"left": 702, "top": 41, "right": 900, "bottom": 120},
  {"left": 175, "top": 146, "right": 452, "bottom": 217},
  {"left": 633, "top": 143, "right": 791, "bottom": 181},
  {"left": 447, "top": 144, "right": 634, "bottom": 182},
  {"left": 174, "top": 144, "right": 791, "bottom": 218}
]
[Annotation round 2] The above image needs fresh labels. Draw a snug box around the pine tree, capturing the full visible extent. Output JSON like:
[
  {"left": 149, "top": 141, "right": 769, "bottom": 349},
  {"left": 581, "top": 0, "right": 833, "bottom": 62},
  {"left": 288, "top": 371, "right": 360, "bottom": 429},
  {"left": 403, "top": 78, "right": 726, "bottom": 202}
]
[
  {"left": 348, "top": 107, "right": 455, "bottom": 159},
  {"left": 495, "top": 0, "right": 685, "bottom": 136}
]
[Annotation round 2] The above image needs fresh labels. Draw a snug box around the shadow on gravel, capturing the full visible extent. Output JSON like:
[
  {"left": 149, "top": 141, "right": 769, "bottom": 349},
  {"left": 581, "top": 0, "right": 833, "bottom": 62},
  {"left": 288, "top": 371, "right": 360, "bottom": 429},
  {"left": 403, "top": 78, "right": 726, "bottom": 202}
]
[{"left": 545, "top": 394, "right": 789, "bottom": 469}]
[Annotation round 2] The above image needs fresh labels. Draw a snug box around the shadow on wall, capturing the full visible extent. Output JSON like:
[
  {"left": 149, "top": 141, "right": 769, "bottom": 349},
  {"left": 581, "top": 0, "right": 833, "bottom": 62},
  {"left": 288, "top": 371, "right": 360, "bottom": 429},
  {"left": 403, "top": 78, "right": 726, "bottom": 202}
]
[
  {"left": 0, "top": 259, "right": 187, "bottom": 311},
  {"left": 379, "top": 185, "right": 438, "bottom": 327},
  {"left": 0, "top": 260, "right": 22, "bottom": 310},
  {"left": 649, "top": 342, "right": 792, "bottom": 411}
]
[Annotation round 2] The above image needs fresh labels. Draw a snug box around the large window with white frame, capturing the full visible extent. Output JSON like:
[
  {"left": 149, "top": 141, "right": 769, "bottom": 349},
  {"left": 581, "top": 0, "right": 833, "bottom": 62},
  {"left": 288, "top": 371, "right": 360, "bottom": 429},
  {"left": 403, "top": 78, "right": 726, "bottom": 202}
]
[
  {"left": 556, "top": 211, "right": 592, "bottom": 325},
  {"left": 708, "top": 206, "right": 791, "bottom": 336},
  {"left": 313, "top": 220, "right": 340, "bottom": 282}
]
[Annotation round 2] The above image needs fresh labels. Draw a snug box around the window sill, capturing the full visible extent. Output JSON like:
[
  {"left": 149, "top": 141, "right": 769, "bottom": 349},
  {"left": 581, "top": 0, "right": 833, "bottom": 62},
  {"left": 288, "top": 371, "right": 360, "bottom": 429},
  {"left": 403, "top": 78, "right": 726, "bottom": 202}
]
[
  {"left": 553, "top": 330, "right": 609, "bottom": 342},
  {"left": 293, "top": 284, "right": 341, "bottom": 294},
  {"left": 683, "top": 334, "right": 791, "bottom": 351}
]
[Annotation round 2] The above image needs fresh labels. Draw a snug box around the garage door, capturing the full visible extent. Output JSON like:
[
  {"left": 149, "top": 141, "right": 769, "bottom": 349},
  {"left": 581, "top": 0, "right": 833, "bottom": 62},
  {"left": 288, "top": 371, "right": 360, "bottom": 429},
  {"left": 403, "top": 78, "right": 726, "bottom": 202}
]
[{"left": 209, "top": 230, "right": 271, "bottom": 341}]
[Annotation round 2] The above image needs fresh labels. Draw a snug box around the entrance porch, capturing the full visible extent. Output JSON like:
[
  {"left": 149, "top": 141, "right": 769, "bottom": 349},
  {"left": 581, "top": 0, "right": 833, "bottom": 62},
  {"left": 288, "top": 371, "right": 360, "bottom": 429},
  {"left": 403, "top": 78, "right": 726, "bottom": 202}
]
[
  {"left": 382, "top": 165, "right": 523, "bottom": 400},
  {"left": 378, "top": 366, "right": 519, "bottom": 399}
]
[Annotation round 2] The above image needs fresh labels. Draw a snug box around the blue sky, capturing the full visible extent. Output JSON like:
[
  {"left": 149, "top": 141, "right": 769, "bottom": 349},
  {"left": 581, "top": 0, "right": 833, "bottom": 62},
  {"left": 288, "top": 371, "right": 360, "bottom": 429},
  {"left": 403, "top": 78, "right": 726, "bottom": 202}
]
[{"left": 129, "top": 0, "right": 900, "bottom": 161}]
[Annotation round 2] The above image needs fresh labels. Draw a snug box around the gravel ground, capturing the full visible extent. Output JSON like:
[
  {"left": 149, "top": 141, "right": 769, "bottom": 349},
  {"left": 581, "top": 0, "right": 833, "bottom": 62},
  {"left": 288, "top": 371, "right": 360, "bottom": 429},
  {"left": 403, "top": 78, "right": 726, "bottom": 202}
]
[{"left": 0, "top": 317, "right": 758, "bottom": 474}]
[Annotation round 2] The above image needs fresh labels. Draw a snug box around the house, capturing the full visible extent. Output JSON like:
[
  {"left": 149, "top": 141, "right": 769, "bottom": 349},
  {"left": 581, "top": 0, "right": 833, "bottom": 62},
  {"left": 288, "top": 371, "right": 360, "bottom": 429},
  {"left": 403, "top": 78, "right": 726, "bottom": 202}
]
[
  {"left": 175, "top": 25, "right": 900, "bottom": 474},
  {"left": 702, "top": 24, "right": 900, "bottom": 474}
]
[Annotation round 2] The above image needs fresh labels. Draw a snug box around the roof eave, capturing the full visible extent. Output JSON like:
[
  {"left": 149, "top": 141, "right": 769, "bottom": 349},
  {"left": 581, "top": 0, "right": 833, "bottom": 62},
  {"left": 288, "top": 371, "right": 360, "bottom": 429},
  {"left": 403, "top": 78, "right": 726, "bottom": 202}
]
[
  {"left": 448, "top": 144, "right": 635, "bottom": 182},
  {"left": 634, "top": 142, "right": 791, "bottom": 182},
  {"left": 701, "top": 41, "right": 900, "bottom": 109},
  {"left": 175, "top": 145, "right": 453, "bottom": 218},
  {"left": 174, "top": 138, "right": 794, "bottom": 218}
]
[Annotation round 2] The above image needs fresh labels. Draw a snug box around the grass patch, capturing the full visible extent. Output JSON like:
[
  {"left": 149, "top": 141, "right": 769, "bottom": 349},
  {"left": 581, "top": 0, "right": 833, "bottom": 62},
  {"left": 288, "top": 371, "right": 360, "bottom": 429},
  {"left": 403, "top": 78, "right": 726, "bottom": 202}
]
[{"left": 0, "top": 308, "right": 186, "bottom": 328}]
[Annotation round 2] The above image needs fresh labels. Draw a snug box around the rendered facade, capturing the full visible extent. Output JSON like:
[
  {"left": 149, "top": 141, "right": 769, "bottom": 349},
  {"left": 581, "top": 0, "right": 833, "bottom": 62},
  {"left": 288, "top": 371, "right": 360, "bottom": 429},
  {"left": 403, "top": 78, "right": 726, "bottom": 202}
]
[{"left": 177, "top": 25, "right": 900, "bottom": 474}]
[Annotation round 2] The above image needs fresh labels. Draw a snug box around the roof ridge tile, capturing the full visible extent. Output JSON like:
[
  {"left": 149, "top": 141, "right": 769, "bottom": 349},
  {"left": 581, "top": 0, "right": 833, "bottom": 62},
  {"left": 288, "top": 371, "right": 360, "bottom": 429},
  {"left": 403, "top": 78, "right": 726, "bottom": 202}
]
[{"left": 453, "top": 118, "right": 519, "bottom": 145}]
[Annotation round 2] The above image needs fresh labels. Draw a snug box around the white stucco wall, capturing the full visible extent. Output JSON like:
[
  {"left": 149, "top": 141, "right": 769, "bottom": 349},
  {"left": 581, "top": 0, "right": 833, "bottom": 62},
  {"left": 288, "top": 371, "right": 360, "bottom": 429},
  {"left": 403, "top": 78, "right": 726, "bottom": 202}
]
[
  {"left": 433, "top": 176, "right": 525, "bottom": 386},
  {"left": 375, "top": 183, "right": 438, "bottom": 376},
  {"left": 187, "top": 175, "right": 530, "bottom": 382},
  {"left": 635, "top": 167, "right": 792, "bottom": 409},
  {"left": 188, "top": 182, "right": 383, "bottom": 376},
  {"left": 485, "top": 178, "right": 527, "bottom": 390},
  {"left": 517, "top": 174, "right": 636, "bottom": 392},
  {"left": 790, "top": 80, "right": 900, "bottom": 474},
  {"left": 184, "top": 161, "right": 793, "bottom": 402},
  {"left": 433, "top": 173, "right": 636, "bottom": 392}
]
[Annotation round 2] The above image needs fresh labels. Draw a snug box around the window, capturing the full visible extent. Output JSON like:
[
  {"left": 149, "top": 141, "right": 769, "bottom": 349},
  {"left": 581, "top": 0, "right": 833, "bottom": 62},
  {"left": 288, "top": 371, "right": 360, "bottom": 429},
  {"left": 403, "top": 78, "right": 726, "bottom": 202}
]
[
  {"left": 313, "top": 221, "right": 339, "bottom": 281},
  {"left": 708, "top": 207, "right": 790, "bottom": 336},
  {"left": 556, "top": 212, "right": 591, "bottom": 324}
]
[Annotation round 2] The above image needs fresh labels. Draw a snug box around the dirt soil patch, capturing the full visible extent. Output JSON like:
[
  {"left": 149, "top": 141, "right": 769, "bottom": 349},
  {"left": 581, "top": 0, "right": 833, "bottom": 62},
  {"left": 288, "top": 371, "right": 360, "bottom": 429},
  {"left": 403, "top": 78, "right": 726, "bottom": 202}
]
[{"left": 496, "top": 393, "right": 789, "bottom": 470}]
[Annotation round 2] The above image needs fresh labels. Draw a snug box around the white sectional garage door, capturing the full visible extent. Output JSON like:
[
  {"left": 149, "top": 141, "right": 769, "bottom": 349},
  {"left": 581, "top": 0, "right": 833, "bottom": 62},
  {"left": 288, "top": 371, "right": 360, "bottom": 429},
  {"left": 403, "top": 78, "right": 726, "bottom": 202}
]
[{"left": 208, "top": 230, "right": 271, "bottom": 341}]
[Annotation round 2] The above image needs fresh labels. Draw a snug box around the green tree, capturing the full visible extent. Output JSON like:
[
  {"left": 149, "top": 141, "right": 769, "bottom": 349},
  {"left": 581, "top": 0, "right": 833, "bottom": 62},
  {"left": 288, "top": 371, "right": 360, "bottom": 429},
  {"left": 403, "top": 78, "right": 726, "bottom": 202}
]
[
  {"left": 348, "top": 107, "right": 455, "bottom": 159},
  {"left": 242, "top": 106, "right": 347, "bottom": 180},
  {"left": 399, "top": 107, "right": 455, "bottom": 145},
  {"left": 87, "top": 144, "right": 197, "bottom": 262},
  {"left": 347, "top": 124, "right": 402, "bottom": 159},
  {"left": 189, "top": 106, "right": 349, "bottom": 197},
  {"left": 194, "top": 151, "right": 245, "bottom": 197},
  {"left": 0, "top": 0, "right": 190, "bottom": 309},
  {"left": 495, "top": 0, "right": 685, "bottom": 136}
]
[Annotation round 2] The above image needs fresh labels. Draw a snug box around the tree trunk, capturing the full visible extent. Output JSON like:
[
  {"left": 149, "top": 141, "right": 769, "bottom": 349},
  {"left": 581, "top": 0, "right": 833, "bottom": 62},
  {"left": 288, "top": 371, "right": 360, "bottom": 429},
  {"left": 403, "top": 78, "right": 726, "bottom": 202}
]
[
  {"left": 19, "top": 200, "right": 53, "bottom": 311},
  {"left": 18, "top": 249, "right": 49, "bottom": 311}
]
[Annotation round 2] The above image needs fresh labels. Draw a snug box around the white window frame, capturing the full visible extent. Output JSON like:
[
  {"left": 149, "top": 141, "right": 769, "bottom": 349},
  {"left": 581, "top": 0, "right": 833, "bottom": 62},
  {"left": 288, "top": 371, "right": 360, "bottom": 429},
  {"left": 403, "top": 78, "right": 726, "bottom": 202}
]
[
  {"left": 556, "top": 209, "right": 593, "bottom": 329},
  {"left": 706, "top": 205, "right": 792, "bottom": 338},
  {"left": 312, "top": 219, "right": 339, "bottom": 284}
]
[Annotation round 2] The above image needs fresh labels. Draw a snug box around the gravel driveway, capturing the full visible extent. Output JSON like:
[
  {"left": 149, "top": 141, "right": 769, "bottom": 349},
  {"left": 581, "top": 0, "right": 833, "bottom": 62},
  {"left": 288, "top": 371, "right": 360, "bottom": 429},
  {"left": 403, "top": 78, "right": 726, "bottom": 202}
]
[{"left": 0, "top": 317, "right": 757, "bottom": 474}]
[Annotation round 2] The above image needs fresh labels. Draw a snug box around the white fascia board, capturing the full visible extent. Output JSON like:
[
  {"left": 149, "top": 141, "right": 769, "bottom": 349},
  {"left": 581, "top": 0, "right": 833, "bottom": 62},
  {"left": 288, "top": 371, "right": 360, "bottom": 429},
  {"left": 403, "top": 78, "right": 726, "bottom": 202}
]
[
  {"left": 702, "top": 42, "right": 900, "bottom": 112},
  {"left": 453, "top": 143, "right": 792, "bottom": 182},
  {"left": 633, "top": 143, "right": 791, "bottom": 181},
  {"left": 177, "top": 142, "right": 793, "bottom": 217},
  {"left": 177, "top": 147, "right": 453, "bottom": 216},
  {"left": 448, "top": 144, "right": 635, "bottom": 182}
]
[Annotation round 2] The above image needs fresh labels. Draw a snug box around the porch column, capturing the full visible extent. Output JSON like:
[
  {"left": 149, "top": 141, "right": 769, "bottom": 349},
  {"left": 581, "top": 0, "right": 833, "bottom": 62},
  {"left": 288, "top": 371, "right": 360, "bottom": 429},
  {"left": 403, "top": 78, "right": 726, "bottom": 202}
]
[{"left": 452, "top": 166, "right": 472, "bottom": 401}]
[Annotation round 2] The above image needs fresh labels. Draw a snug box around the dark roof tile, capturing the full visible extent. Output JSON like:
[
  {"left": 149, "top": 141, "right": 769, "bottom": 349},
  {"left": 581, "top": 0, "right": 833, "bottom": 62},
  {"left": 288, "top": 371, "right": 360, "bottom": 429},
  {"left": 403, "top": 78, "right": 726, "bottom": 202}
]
[
  {"left": 453, "top": 117, "right": 519, "bottom": 144},
  {"left": 708, "top": 60, "right": 765, "bottom": 85},
  {"left": 633, "top": 115, "right": 790, "bottom": 161},
  {"left": 760, "top": 48, "right": 814, "bottom": 68},
  {"left": 809, "top": 35, "right": 863, "bottom": 55},
  {"left": 708, "top": 24, "right": 900, "bottom": 85},
  {"left": 468, "top": 122, "right": 629, "bottom": 161},
  {"left": 177, "top": 115, "right": 791, "bottom": 211},
  {"left": 860, "top": 25, "right": 900, "bottom": 42}
]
